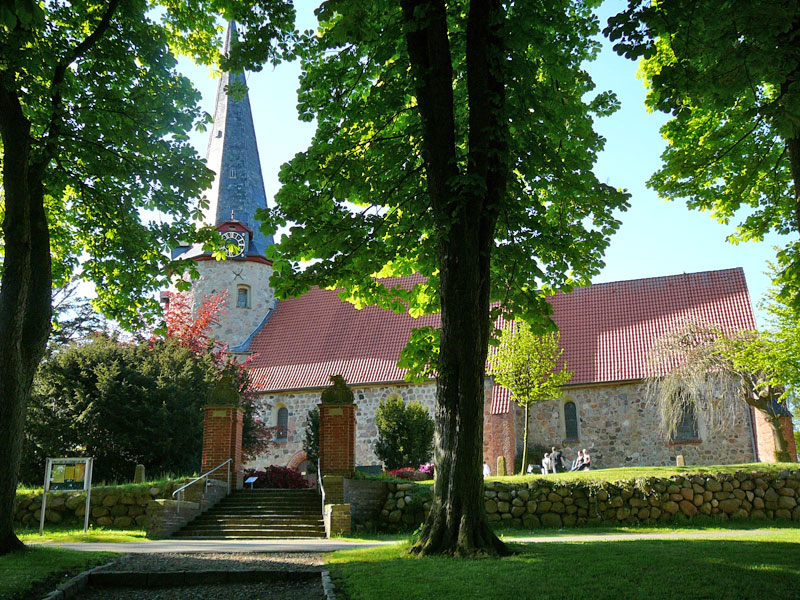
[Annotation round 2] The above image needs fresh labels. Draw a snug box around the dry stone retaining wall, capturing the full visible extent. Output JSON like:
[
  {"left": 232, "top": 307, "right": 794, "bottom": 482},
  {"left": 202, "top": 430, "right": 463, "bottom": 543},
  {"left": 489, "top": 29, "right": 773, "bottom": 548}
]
[
  {"left": 377, "top": 469, "right": 800, "bottom": 531},
  {"left": 12, "top": 480, "right": 208, "bottom": 530}
]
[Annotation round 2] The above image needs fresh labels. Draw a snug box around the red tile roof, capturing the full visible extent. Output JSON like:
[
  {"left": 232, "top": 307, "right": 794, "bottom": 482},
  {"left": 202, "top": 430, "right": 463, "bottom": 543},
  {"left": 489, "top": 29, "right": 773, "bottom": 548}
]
[
  {"left": 247, "top": 274, "right": 439, "bottom": 392},
  {"left": 247, "top": 268, "right": 756, "bottom": 407}
]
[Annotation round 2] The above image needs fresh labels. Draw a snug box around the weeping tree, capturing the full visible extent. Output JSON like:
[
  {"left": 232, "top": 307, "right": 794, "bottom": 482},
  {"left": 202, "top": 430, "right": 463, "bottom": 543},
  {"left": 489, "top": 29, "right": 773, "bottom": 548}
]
[
  {"left": 646, "top": 320, "right": 791, "bottom": 461},
  {"left": 488, "top": 323, "right": 572, "bottom": 474}
]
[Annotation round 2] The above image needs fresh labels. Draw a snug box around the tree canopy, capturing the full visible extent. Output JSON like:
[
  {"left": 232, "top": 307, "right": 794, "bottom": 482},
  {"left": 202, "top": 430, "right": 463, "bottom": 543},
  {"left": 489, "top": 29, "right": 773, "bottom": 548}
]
[
  {"left": 488, "top": 323, "right": 572, "bottom": 475},
  {"left": 0, "top": 0, "right": 294, "bottom": 553},
  {"left": 263, "top": 0, "right": 628, "bottom": 555},
  {"left": 605, "top": 0, "right": 800, "bottom": 309}
]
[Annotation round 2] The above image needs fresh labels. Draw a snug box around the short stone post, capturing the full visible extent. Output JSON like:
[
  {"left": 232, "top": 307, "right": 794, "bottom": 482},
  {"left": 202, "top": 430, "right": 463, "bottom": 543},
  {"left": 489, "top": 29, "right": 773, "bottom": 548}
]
[
  {"left": 134, "top": 464, "right": 146, "bottom": 483},
  {"left": 201, "top": 375, "right": 244, "bottom": 490}
]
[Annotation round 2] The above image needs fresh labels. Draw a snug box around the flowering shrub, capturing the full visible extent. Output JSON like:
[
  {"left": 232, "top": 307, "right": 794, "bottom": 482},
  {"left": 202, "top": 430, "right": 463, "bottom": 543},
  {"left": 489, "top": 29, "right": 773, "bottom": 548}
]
[
  {"left": 389, "top": 467, "right": 416, "bottom": 480},
  {"left": 389, "top": 465, "right": 433, "bottom": 481},
  {"left": 244, "top": 466, "right": 308, "bottom": 489},
  {"left": 419, "top": 463, "right": 434, "bottom": 476}
]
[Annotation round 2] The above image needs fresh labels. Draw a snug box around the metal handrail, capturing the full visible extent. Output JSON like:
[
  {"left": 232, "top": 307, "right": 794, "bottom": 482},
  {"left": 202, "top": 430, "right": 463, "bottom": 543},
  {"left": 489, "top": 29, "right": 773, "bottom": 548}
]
[
  {"left": 172, "top": 458, "right": 232, "bottom": 512},
  {"left": 317, "top": 458, "right": 325, "bottom": 514}
]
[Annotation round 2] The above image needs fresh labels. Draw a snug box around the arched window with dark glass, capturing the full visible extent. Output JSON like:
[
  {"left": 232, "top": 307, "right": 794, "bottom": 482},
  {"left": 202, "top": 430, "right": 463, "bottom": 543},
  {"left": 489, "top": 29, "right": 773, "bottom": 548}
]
[
  {"left": 276, "top": 407, "right": 289, "bottom": 441},
  {"left": 564, "top": 401, "right": 578, "bottom": 441},
  {"left": 675, "top": 404, "right": 698, "bottom": 441}
]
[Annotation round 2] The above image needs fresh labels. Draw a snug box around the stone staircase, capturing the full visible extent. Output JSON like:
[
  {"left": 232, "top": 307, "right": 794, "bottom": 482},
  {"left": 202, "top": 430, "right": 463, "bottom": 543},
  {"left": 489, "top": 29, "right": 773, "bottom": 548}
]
[{"left": 172, "top": 488, "right": 326, "bottom": 539}]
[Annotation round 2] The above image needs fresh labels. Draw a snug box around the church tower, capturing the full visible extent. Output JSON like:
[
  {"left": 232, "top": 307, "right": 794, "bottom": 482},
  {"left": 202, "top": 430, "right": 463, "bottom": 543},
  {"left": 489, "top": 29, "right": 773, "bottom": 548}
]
[{"left": 170, "top": 22, "right": 276, "bottom": 350}]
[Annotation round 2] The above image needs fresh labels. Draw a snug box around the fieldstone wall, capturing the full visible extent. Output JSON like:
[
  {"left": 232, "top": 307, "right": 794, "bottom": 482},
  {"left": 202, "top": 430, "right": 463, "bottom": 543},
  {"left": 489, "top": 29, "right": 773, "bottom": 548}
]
[
  {"left": 520, "top": 381, "right": 756, "bottom": 469},
  {"left": 251, "top": 381, "right": 438, "bottom": 469},
  {"left": 377, "top": 469, "right": 800, "bottom": 531},
  {"left": 180, "top": 258, "right": 276, "bottom": 348},
  {"left": 14, "top": 484, "right": 176, "bottom": 529},
  {"left": 13, "top": 478, "right": 227, "bottom": 532}
]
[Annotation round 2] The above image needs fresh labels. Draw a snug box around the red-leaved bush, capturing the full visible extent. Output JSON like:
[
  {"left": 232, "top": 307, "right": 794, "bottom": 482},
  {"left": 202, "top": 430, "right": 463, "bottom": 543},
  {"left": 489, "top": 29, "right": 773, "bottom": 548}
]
[
  {"left": 389, "top": 467, "right": 428, "bottom": 481},
  {"left": 244, "top": 466, "right": 308, "bottom": 489}
]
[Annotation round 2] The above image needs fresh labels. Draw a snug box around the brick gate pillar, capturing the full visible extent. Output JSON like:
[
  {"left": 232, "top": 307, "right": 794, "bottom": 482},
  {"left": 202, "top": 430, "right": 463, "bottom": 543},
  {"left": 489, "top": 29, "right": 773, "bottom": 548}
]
[
  {"left": 318, "top": 375, "right": 357, "bottom": 478},
  {"left": 201, "top": 405, "right": 244, "bottom": 490}
]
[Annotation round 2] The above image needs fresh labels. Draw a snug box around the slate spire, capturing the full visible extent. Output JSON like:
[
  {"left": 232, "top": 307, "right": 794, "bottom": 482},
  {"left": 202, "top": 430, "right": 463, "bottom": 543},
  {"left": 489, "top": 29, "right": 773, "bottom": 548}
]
[{"left": 203, "top": 21, "right": 273, "bottom": 256}]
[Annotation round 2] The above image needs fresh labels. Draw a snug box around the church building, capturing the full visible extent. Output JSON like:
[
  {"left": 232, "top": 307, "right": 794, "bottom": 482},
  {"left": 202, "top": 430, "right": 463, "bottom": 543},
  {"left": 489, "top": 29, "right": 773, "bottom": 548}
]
[{"left": 171, "top": 23, "right": 797, "bottom": 476}]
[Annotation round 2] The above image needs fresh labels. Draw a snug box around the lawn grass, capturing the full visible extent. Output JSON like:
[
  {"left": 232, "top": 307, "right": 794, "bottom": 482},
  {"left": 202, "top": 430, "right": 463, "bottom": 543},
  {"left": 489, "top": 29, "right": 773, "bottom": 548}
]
[
  {"left": 18, "top": 525, "right": 147, "bottom": 544},
  {"left": 0, "top": 547, "right": 115, "bottom": 600},
  {"left": 327, "top": 529, "right": 800, "bottom": 600},
  {"left": 404, "top": 462, "right": 797, "bottom": 490},
  {"left": 16, "top": 474, "right": 191, "bottom": 494},
  {"left": 492, "top": 461, "right": 797, "bottom": 484}
]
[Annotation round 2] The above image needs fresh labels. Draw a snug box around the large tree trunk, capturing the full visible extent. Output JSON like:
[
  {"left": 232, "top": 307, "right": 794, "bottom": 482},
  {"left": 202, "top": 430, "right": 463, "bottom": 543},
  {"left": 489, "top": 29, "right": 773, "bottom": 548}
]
[
  {"left": 403, "top": 0, "right": 509, "bottom": 556},
  {"left": 0, "top": 84, "right": 53, "bottom": 555},
  {"left": 747, "top": 393, "right": 791, "bottom": 462}
]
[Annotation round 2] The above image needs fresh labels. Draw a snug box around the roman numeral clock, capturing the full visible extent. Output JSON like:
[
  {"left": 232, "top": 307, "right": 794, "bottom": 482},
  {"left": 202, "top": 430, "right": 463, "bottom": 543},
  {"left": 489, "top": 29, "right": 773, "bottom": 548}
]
[{"left": 218, "top": 220, "right": 251, "bottom": 258}]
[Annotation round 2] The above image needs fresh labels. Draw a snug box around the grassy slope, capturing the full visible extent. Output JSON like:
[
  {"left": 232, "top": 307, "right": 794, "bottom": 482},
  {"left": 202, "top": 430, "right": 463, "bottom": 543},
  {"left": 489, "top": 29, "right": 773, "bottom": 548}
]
[
  {"left": 328, "top": 529, "right": 800, "bottom": 600},
  {"left": 0, "top": 547, "right": 115, "bottom": 600}
]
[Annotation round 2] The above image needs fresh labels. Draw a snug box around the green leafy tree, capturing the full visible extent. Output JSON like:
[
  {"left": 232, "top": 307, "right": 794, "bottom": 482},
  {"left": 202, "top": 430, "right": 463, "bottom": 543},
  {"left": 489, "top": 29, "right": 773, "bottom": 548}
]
[
  {"left": 302, "top": 407, "right": 320, "bottom": 474},
  {"left": 0, "top": 1, "right": 294, "bottom": 553},
  {"left": 488, "top": 324, "right": 572, "bottom": 475},
  {"left": 605, "top": 1, "right": 800, "bottom": 309},
  {"left": 263, "top": 1, "right": 628, "bottom": 555},
  {"left": 375, "top": 396, "right": 434, "bottom": 471}
]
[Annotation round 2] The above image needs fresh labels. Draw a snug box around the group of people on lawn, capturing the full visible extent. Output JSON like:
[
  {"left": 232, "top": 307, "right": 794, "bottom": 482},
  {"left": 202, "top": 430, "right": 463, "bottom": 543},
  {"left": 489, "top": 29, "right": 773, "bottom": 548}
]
[
  {"left": 482, "top": 447, "right": 592, "bottom": 477},
  {"left": 535, "top": 447, "right": 591, "bottom": 474}
]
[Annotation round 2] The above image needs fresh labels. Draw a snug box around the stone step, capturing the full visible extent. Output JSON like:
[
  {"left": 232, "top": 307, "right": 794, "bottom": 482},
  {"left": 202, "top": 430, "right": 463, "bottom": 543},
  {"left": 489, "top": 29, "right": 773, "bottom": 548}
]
[
  {"left": 192, "top": 518, "right": 323, "bottom": 526},
  {"left": 171, "top": 488, "right": 325, "bottom": 540},
  {"left": 178, "top": 524, "right": 324, "bottom": 533}
]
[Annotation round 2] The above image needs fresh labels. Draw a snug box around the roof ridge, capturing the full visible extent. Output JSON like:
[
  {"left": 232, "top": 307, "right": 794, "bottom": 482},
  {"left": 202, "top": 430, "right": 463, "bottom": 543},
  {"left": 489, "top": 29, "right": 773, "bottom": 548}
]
[{"left": 584, "top": 267, "right": 744, "bottom": 290}]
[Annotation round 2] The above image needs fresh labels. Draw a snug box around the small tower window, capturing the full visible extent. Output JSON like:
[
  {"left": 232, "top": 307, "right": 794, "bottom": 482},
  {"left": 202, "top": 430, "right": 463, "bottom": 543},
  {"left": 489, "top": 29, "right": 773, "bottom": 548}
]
[
  {"left": 237, "top": 286, "right": 250, "bottom": 308},
  {"left": 276, "top": 407, "right": 289, "bottom": 441}
]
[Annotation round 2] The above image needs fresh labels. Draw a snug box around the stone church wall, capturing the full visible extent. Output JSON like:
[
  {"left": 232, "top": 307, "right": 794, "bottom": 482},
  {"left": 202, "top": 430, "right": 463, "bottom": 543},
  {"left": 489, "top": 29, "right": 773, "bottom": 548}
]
[
  {"left": 185, "top": 259, "right": 275, "bottom": 347},
  {"left": 249, "top": 381, "right": 440, "bottom": 470},
  {"left": 518, "top": 381, "right": 756, "bottom": 469}
]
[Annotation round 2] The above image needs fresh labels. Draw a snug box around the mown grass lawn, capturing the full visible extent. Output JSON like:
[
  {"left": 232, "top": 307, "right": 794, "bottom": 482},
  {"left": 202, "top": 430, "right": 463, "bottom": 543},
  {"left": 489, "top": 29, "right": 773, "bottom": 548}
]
[
  {"left": 17, "top": 526, "right": 147, "bottom": 544},
  {"left": 488, "top": 461, "right": 798, "bottom": 484},
  {"left": 0, "top": 547, "right": 115, "bottom": 600},
  {"left": 327, "top": 529, "right": 800, "bottom": 600}
]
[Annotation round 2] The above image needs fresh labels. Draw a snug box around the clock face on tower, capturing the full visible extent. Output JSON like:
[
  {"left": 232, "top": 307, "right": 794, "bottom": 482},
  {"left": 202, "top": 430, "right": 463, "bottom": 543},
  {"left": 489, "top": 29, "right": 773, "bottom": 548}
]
[{"left": 221, "top": 231, "right": 247, "bottom": 258}]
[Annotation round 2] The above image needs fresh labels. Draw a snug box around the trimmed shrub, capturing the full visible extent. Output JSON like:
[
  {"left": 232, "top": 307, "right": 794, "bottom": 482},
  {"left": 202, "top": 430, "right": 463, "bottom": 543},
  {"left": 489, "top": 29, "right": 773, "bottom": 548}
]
[{"left": 374, "top": 395, "right": 434, "bottom": 470}]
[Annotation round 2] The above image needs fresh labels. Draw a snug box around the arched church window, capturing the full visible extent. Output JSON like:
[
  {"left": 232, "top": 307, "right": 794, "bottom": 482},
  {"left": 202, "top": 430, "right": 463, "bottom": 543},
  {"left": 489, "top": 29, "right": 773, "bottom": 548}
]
[
  {"left": 237, "top": 286, "right": 250, "bottom": 308},
  {"left": 564, "top": 401, "right": 579, "bottom": 441},
  {"left": 675, "top": 404, "right": 699, "bottom": 441},
  {"left": 276, "top": 407, "right": 288, "bottom": 441}
]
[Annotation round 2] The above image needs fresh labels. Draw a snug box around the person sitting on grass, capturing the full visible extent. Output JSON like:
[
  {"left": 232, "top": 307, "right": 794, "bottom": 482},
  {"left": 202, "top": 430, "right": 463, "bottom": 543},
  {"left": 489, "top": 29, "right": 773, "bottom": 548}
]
[
  {"left": 579, "top": 449, "right": 591, "bottom": 470},
  {"left": 541, "top": 453, "right": 551, "bottom": 474},
  {"left": 570, "top": 450, "right": 585, "bottom": 472}
]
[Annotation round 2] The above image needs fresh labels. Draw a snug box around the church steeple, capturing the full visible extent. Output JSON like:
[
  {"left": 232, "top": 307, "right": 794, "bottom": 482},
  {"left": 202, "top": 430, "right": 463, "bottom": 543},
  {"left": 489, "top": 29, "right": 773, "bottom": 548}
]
[{"left": 203, "top": 21, "right": 273, "bottom": 256}]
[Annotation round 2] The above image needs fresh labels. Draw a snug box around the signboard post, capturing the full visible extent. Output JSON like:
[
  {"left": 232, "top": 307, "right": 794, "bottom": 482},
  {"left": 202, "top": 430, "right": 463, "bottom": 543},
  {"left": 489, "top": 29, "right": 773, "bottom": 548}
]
[{"left": 39, "top": 457, "right": 94, "bottom": 535}]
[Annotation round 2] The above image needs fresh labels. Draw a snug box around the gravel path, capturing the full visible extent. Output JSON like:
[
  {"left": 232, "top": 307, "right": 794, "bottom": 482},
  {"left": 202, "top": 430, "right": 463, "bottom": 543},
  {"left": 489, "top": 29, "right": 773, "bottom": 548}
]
[
  {"left": 73, "top": 552, "right": 326, "bottom": 600},
  {"left": 96, "top": 552, "right": 324, "bottom": 572},
  {"left": 77, "top": 580, "right": 324, "bottom": 599}
]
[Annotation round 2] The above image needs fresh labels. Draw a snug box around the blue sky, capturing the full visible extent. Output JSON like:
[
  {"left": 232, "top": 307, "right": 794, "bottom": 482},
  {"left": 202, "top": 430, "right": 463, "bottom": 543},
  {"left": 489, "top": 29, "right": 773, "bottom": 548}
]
[{"left": 177, "top": 1, "right": 789, "bottom": 327}]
